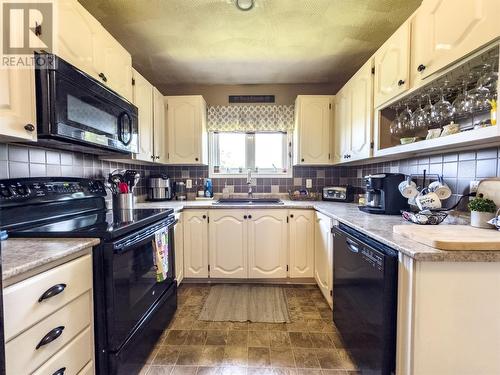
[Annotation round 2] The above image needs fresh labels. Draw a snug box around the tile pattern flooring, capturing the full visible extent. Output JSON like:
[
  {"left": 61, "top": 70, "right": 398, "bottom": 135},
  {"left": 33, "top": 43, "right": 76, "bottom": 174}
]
[{"left": 141, "top": 284, "right": 360, "bottom": 375}]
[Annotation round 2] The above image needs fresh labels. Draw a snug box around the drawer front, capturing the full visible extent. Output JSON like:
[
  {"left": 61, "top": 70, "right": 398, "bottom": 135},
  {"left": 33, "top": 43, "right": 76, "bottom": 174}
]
[
  {"left": 6, "top": 291, "right": 92, "bottom": 375},
  {"left": 4, "top": 254, "right": 92, "bottom": 341},
  {"left": 78, "top": 361, "right": 94, "bottom": 375},
  {"left": 33, "top": 327, "right": 92, "bottom": 375}
]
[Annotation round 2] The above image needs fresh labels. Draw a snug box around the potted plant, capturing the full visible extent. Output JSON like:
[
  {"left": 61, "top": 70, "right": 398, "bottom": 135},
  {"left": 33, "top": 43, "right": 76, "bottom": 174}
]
[{"left": 468, "top": 195, "right": 497, "bottom": 228}]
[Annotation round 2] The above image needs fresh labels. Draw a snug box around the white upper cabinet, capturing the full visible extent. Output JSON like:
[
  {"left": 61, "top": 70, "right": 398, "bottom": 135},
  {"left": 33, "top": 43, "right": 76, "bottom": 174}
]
[
  {"left": 209, "top": 210, "right": 248, "bottom": 278},
  {"left": 374, "top": 20, "right": 411, "bottom": 108},
  {"left": 333, "top": 87, "right": 351, "bottom": 163},
  {"left": 183, "top": 211, "right": 209, "bottom": 278},
  {"left": 247, "top": 210, "right": 288, "bottom": 278},
  {"left": 294, "top": 95, "right": 334, "bottom": 165},
  {"left": 132, "top": 69, "right": 154, "bottom": 162},
  {"left": 0, "top": 68, "right": 36, "bottom": 142},
  {"left": 289, "top": 210, "right": 315, "bottom": 278},
  {"left": 165, "top": 95, "right": 208, "bottom": 165},
  {"left": 348, "top": 59, "right": 374, "bottom": 161},
  {"left": 153, "top": 88, "right": 168, "bottom": 164},
  {"left": 412, "top": 0, "right": 500, "bottom": 83}
]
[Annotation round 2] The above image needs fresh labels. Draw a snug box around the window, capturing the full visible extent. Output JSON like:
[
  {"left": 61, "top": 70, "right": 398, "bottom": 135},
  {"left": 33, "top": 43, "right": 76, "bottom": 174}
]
[{"left": 210, "top": 132, "right": 291, "bottom": 177}]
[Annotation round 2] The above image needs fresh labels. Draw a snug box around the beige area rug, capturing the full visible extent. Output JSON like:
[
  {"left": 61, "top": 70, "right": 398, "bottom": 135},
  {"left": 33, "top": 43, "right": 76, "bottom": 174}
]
[{"left": 198, "top": 284, "right": 291, "bottom": 323}]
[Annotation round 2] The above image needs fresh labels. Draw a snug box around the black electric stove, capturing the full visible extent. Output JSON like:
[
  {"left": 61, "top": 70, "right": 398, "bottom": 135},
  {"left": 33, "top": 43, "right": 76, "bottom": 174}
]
[{"left": 0, "top": 177, "right": 178, "bottom": 375}]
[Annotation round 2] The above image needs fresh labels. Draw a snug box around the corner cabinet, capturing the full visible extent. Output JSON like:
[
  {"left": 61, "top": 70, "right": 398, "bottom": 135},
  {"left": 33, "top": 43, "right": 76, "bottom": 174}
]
[
  {"left": 288, "top": 210, "right": 315, "bottom": 278},
  {"left": 153, "top": 88, "right": 169, "bottom": 164},
  {"left": 247, "top": 210, "right": 288, "bottom": 278},
  {"left": 293, "top": 95, "right": 334, "bottom": 165},
  {"left": 314, "top": 211, "right": 333, "bottom": 308},
  {"left": 165, "top": 95, "right": 208, "bottom": 165},
  {"left": 208, "top": 210, "right": 248, "bottom": 278},
  {"left": 374, "top": 19, "right": 411, "bottom": 108},
  {"left": 0, "top": 68, "right": 37, "bottom": 142},
  {"left": 183, "top": 210, "right": 209, "bottom": 278},
  {"left": 411, "top": 0, "right": 500, "bottom": 84}
]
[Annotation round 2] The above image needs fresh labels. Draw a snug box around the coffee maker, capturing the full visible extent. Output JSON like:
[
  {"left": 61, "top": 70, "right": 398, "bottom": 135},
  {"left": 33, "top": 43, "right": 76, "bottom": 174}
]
[
  {"left": 359, "top": 173, "right": 408, "bottom": 215},
  {"left": 147, "top": 174, "right": 173, "bottom": 201}
]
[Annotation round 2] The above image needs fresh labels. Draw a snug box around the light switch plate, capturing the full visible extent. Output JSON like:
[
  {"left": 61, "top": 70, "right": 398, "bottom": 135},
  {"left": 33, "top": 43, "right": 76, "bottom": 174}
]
[
  {"left": 306, "top": 179, "right": 312, "bottom": 188},
  {"left": 186, "top": 179, "right": 192, "bottom": 189}
]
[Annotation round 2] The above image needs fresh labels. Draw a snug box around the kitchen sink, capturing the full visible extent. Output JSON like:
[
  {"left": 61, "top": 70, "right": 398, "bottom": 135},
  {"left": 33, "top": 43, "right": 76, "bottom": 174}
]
[{"left": 214, "top": 198, "right": 284, "bottom": 205}]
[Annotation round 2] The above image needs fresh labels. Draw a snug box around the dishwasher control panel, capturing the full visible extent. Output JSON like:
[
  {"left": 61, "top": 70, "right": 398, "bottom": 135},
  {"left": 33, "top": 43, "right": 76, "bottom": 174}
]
[{"left": 361, "top": 248, "right": 384, "bottom": 271}]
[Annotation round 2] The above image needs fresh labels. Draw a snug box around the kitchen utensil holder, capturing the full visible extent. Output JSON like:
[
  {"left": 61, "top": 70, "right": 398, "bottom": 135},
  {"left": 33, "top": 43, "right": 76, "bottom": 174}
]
[{"left": 113, "top": 193, "right": 135, "bottom": 210}]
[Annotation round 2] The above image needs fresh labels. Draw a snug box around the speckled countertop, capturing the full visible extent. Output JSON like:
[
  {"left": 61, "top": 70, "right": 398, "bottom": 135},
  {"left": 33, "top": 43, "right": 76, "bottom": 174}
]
[
  {"left": 137, "top": 199, "right": 500, "bottom": 262},
  {"left": 1, "top": 238, "right": 100, "bottom": 283}
]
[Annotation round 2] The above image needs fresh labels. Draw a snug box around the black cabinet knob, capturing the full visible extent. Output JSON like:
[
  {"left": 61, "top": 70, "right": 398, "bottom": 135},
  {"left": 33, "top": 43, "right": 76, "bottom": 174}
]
[
  {"left": 98, "top": 72, "right": 108, "bottom": 82},
  {"left": 290, "top": 214, "right": 294, "bottom": 218},
  {"left": 52, "top": 368, "right": 66, "bottom": 375},
  {"left": 417, "top": 64, "right": 426, "bottom": 72},
  {"left": 243, "top": 215, "right": 247, "bottom": 219},
  {"left": 195, "top": 157, "right": 199, "bottom": 161},
  {"left": 202, "top": 215, "right": 207, "bottom": 219},
  {"left": 248, "top": 215, "right": 252, "bottom": 219},
  {"left": 24, "top": 124, "right": 35, "bottom": 132},
  {"left": 36, "top": 326, "right": 65, "bottom": 350},
  {"left": 155, "top": 156, "right": 160, "bottom": 160},
  {"left": 301, "top": 158, "right": 304, "bottom": 162},
  {"left": 38, "top": 284, "right": 66, "bottom": 302},
  {"left": 398, "top": 79, "right": 405, "bottom": 86}
]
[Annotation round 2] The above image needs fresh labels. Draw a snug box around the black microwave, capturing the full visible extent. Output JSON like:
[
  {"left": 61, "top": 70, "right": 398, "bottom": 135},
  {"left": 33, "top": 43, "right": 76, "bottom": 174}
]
[{"left": 34, "top": 53, "right": 138, "bottom": 155}]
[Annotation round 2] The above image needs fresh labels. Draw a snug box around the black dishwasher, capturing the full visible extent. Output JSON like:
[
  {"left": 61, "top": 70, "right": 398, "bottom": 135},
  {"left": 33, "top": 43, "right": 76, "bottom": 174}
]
[{"left": 332, "top": 223, "right": 398, "bottom": 375}]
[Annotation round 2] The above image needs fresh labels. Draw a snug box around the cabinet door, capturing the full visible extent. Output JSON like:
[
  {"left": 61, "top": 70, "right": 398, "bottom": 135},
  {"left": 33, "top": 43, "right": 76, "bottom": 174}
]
[
  {"left": 333, "top": 88, "right": 350, "bottom": 163},
  {"left": 209, "top": 210, "right": 248, "bottom": 278},
  {"left": 374, "top": 20, "right": 410, "bottom": 108},
  {"left": 314, "top": 212, "right": 332, "bottom": 306},
  {"left": 248, "top": 210, "right": 288, "bottom": 278},
  {"left": 412, "top": 0, "right": 500, "bottom": 82},
  {"left": 295, "top": 96, "right": 333, "bottom": 165},
  {"left": 153, "top": 88, "right": 168, "bottom": 164},
  {"left": 348, "top": 60, "right": 373, "bottom": 161},
  {"left": 289, "top": 210, "right": 314, "bottom": 278},
  {"left": 166, "top": 96, "right": 206, "bottom": 164},
  {"left": 94, "top": 32, "right": 133, "bottom": 101},
  {"left": 174, "top": 213, "right": 184, "bottom": 285},
  {"left": 0, "top": 68, "right": 36, "bottom": 141},
  {"left": 183, "top": 211, "right": 209, "bottom": 278},
  {"left": 56, "top": 0, "right": 99, "bottom": 78},
  {"left": 132, "top": 69, "right": 154, "bottom": 162}
]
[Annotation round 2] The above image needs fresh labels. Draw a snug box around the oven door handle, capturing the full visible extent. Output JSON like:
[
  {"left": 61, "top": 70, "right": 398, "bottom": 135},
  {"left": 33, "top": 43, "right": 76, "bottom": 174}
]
[{"left": 113, "top": 218, "right": 177, "bottom": 253}]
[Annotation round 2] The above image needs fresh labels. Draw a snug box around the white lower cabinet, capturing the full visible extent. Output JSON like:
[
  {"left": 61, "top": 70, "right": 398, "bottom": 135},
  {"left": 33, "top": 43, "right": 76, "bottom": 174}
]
[
  {"left": 314, "top": 211, "right": 333, "bottom": 307},
  {"left": 183, "top": 210, "right": 209, "bottom": 278},
  {"left": 247, "top": 210, "right": 288, "bottom": 278},
  {"left": 174, "top": 213, "right": 184, "bottom": 285},
  {"left": 289, "top": 210, "right": 315, "bottom": 278},
  {"left": 209, "top": 210, "right": 248, "bottom": 278}
]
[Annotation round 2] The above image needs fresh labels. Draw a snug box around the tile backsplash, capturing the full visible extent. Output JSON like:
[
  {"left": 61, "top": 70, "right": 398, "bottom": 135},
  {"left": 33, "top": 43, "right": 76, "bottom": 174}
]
[{"left": 2, "top": 141, "right": 500, "bottom": 211}]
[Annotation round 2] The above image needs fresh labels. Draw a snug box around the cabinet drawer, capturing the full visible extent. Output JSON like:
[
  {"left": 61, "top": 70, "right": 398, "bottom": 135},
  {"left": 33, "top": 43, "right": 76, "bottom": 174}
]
[
  {"left": 78, "top": 361, "right": 94, "bottom": 375},
  {"left": 4, "top": 254, "right": 92, "bottom": 341},
  {"left": 33, "top": 327, "right": 92, "bottom": 375},
  {"left": 6, "top": 291, "right": 92, "bottom": 375}
]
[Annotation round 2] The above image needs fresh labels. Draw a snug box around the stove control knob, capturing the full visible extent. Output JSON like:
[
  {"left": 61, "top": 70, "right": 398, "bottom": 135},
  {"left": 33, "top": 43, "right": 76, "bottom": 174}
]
[
  {"left": 15, "top": 184, "right": 30, "bottom": 196},
  {"left": 0, "top": 187, "right": 12, "bottom": 198}
]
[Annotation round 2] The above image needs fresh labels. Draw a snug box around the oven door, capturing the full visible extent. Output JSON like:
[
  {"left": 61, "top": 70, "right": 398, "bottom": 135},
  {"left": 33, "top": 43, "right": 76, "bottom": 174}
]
[
  {"left": 104, "top": 216, "right": 176, "bottom": 351},
  {"left": 36, "top": 53, "right": 138, "bottom": 154}
]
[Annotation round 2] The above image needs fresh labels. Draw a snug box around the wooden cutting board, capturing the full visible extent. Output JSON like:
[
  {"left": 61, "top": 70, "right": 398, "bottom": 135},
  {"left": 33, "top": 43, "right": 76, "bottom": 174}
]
[{"left": 393, "top": 225, "right": 500, "bottom": 250}]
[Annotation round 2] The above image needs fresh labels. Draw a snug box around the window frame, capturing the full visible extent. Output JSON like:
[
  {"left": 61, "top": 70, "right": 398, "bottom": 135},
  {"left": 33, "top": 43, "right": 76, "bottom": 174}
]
[{"left": 209, "top": 131, "right": 292, "bottom": 178}]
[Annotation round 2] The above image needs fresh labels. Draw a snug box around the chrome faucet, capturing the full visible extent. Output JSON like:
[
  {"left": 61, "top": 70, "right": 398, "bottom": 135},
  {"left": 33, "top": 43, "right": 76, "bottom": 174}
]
[{"left": 246, "top": 169, "right": 253, "bottom": 198}]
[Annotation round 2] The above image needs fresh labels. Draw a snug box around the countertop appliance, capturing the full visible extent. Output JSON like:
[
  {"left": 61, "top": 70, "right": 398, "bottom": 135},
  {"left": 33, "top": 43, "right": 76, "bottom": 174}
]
[
  {"left": 148, "top": 174, "right": 173, "bottom": 201},
  {"left": 322, "top": 186, "right": 354, "bottom": 202},
  {"left": 332, "top": 223, "right": 398, "bottom": 375},
  {"left": 34, "top": 53, "right": 138, "bottom": 155},
  {"left": 0, "top": 177, "right": 177, "bottom": 375},
  {"left": 175, "top": 181, "right": 187, "bottom": 201},
  {"left": 359, "top": 173, "right": 408, "bottom": 215}
]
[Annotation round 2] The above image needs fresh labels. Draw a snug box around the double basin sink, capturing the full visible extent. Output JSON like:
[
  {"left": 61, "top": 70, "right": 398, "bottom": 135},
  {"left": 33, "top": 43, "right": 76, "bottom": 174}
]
[{"left": 214, "top": 198, "right": 284, "bottom": 205}]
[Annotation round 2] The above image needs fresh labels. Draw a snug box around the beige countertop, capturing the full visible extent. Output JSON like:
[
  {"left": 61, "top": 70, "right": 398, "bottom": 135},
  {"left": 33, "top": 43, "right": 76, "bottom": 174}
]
[
  {"left": 1, "top": 238, "right": 100, "bottom": 285},
  {"left": 137, "top": 199, "right": 500, "bottom": 262}
]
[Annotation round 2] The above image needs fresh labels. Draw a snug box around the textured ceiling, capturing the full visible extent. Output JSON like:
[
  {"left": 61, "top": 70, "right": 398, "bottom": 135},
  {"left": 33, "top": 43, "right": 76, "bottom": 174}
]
[{"left": 79, "top": 0, "right": 421, "bottom": 89}]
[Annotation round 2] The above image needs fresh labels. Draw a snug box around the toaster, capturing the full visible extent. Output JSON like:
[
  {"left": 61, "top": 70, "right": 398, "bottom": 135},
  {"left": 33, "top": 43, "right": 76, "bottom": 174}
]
[{"left": 322, "top": 186, "right": 354, "bottom": 202}]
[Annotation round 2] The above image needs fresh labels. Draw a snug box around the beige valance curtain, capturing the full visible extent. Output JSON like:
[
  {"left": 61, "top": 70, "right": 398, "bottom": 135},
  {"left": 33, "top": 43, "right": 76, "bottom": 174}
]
[{"left": 207, "top": 105, "right": 295, "bottom": 132}]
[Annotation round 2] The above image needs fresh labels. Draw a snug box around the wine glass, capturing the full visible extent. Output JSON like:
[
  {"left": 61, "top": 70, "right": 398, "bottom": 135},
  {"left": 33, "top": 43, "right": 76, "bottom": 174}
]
[
  {"left": 452, "top": 78, "right": 474, "bottom": 117},
  {"left": 423, "top": 92, "right": 440, "bottom": 129},
  {"left": 398, "top": 102, "right": 413, "bottom": 137},
  {"left": 434, "top": 85, "right": 455, "bottom": 127},
  {"left": 389, "top": 106, "right": 404, "bottom": 138},
  {"left": 410, "top": 96, "right": 430, "bottom": 137}
]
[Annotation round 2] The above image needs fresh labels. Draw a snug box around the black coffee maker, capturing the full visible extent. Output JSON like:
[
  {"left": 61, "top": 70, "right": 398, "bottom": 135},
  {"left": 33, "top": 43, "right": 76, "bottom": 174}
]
[{"left": 359, "top": 173, "right": 408, "bottom": 215}]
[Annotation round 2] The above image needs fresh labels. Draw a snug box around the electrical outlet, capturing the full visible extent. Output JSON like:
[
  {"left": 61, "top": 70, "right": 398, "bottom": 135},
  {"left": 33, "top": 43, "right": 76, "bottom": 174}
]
[
  {"left": 470, "top": 180, "right": 480, "bottom": 194},
  {"left": 186, "top": 179, "right": 192, "bottom": 189},
  {"left": 306, "top": 179, "right": 312, "bottom": 189}
]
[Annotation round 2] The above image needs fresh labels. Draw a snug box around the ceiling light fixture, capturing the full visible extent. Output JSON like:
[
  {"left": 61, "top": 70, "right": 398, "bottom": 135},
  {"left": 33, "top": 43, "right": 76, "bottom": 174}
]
[{"left": 236, "top": 0, "right": 254, "bottom": 11}]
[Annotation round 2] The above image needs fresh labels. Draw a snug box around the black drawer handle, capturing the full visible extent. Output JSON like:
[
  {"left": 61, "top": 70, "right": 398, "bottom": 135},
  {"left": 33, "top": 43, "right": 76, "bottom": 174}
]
[
  {"left": 36, "top": 326, "right": 65, "bottom": 350},
  {"left": 38, "top": 284, "right": 66, "bottom": 302},
  {"left": 417, "top": 64, "right": 426, "bottom": 72},
  {"left": 99, "top": 72, "right": 108, "bottom": 82},
  {"left": 52, "top": 367, "right": 66, "bottom": 375},
  {"left": 398, "top": 79, "right": 405, "bottom": 86},
  {"left": 24, "top": 124, "right": 35, "bottom": 132}
]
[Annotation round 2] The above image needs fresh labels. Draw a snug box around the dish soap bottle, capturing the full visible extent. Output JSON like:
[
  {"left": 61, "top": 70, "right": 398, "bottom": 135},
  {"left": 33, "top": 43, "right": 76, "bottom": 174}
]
[{"left": 204, "top": 178, "right": 213, "bottom": 198}]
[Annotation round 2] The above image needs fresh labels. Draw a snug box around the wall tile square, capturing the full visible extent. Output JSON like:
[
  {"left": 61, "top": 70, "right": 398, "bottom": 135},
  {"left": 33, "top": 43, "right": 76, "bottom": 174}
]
[
  {"left": 46, "top": 164, "right": 61, "bottom": 177},
  {"left": 442, "top": 162, "right": 458, "bottom": 178},
  {"left": 476, "top": 148, "right": 498, "bottom": 160},
  {"left": 9, "top": 162, "right": 29, "bottom": 178},
  {"left": 8, "top": 145, "right": 29, "bottom": 163},
  {"left": 476, "top": 159, "right": 497, "bottom": 178},
  {"left": 429, "top": 155, "right": 443, "bottom": 164},
  {"left": 458, "top": 151, "right": 476, "bottom": 161},
  {"left": 29, "top": 163, "right": 46, "bottom": 177},
  {"left": 60, "top": 152, "right": 73, "bottom": 166},
  {"left": 46, "top": 151, "right": 60, "bottom": 165},
  {"left": 443, "top": 153, "right": 458, "bottom": 162},
  {"left": 316, "top": 170, "right": 325, "bottom": 178},
  {"left": 29, "top": 148, "right": 46, "bottom": 164},
  {"left": 0, "top": 161, "right": 8, "bottom": 179},
  {"left": 428, "top": 163, "right": 443, "bottom": 176},
  {"left": 457, "top": 160, "right": 476, "bottom": 178},
  {"left": 0, "top": 144, "right": 8, "bottom": 161}
]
